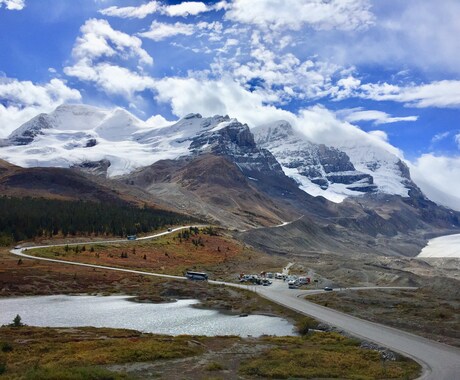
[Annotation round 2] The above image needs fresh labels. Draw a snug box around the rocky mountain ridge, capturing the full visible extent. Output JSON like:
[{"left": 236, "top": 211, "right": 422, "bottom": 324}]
[{"left": 0, "top": 105, "right": 421, "bottom": 206}]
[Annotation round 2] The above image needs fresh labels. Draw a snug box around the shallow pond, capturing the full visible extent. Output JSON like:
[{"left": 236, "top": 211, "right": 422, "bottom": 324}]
[{"left": 0, "top": 295, "right": 296, "bottom": 337}]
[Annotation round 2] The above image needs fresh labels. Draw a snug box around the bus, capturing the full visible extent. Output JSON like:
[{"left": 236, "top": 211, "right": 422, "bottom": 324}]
[{"left": 185, "top": 271, "right": 208, "bottom": 281}]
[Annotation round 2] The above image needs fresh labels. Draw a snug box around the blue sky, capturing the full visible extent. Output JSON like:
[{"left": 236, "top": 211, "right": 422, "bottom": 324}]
[{"left": 1, "top": 0, "right": 460, "bottom": 206}]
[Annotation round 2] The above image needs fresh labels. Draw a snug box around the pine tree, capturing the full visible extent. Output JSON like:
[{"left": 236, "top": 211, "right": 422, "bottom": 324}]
[{"left": 12, "top": 314, "right": 23, "bottom": 327}]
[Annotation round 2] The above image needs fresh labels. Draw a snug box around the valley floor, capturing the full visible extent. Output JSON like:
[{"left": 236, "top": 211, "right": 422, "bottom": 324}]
[
  {"left": 0, "top": 238, "right": 422, "bottom": 380},
  {"left": 0, "top": 326, "right": 420, "bottom": 380}
]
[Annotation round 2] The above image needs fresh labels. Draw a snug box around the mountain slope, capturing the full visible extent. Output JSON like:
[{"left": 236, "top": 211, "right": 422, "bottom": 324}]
[
  {"left": 124, "top": 154, "right": 299, "bottom": 229},
  {"left": 0, "top": 158, "right": 166, "bottom": 209}
]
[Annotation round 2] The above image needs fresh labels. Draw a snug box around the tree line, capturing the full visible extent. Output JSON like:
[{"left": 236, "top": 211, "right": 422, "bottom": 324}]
[{"left": 0, "top": 196, "right": 196, "bottom": 245}]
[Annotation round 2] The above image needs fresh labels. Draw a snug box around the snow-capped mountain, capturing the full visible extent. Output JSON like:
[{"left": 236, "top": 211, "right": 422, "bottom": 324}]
[
  {"left": 254, "top": 121, "right": 417, "bottom": 203},
  {"left": 1, "top": 106, "right": 232, "bottom": 176},
  {"left": 1, "top": 105, "right": 155, "bottom": 176},
  {"left": 0, "top": 104, "right": 421, "bottom": 203}
]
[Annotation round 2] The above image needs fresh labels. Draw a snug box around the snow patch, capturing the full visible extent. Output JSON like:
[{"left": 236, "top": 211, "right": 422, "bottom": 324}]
[{"left": 418, "top": 234, "right": 460, "bottom": 258}]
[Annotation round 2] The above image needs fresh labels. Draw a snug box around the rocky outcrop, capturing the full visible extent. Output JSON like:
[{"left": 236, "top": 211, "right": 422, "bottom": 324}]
[
  {"left": 72, "top": 159, "right": 111, "bottom": 177},
  {"left": 8, "top": 114, "right": 53, "bottom": 145},
  {"left": 254, "top": 121, "right": 377, "bottom": 194},
  {"left": 189, "top": 119, "right": 292, "bottom": 189}
]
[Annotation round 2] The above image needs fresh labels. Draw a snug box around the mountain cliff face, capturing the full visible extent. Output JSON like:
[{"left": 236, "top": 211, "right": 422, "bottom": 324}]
[
  {"left": 254, "top": 121, "right": 377, "bottom": 200},
  {"left": 253, "top": 121, "right": 424, "bottom": 204}
]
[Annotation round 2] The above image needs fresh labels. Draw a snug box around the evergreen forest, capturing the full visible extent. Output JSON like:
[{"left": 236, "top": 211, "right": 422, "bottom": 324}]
[{"left": 0, "top": 196, "right": 197, "bottom": 245}]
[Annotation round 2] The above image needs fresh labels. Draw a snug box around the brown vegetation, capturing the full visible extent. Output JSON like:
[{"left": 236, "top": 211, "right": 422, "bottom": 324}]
[
  {"left": 308, "top": 287, "right": 460, "bottom": 347},
  {"left": 0, "top": 327, "right": 420, "bottom": 380},
  {"left": 29, "top": 228, "right": 285, "bottom": 281}
]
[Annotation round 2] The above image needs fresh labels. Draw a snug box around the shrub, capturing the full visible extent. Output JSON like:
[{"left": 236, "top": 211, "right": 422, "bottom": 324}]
[
  {"left": 296, "top": 317, "right": 318, "bottom": 335},
  {"left": 205, "top": 361, "right": 226, "bottom": 371},
  {"left": 0, "top": 342, "right": 13, "bottom": 352},
  {"left": 0, "top": 356, "right": 6, "bottom": 375}
]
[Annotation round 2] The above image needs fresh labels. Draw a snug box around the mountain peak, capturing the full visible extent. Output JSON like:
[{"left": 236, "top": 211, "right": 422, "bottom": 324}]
[
  {"left": 0, "top": 105, "right": 434, "bottom": 208},
  {"left": 253, "top": 120, "right": 295, "bottom": 144}
]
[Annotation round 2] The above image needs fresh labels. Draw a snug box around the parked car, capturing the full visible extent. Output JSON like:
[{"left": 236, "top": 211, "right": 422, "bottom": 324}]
[
  {"left": 298, "top": 277, "right": 310, "bottom": 285},
  {"left": 288, "top": 279, "right": 300, "bottom": 289}
]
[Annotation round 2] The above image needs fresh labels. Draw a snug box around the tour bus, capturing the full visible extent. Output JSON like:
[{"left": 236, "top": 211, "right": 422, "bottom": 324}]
[{"left": 185, "top": 271, "right": 208, "bottom": 281}]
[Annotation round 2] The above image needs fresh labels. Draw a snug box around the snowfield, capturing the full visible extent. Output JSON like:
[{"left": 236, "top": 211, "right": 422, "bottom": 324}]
[{"left": 418, "top": 233, "right": 460, "bottom": 258}]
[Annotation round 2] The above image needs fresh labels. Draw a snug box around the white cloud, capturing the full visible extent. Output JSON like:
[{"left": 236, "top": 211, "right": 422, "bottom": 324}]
[
  {"left": 0, "top": 0, "right": 25, "bottom": 10},
  {"left": 314, "top": 0, "right": 460, "bottom": 75},
  {"left": 380, "top": 0, "right": 460, "bottom": 75},
  {"left": 71, "top": 18, "right": 153, "bottom": 66},
  {"left": 332, "top": 76, "right": 361, "bottom": 100},
  {"left": 162, "top": 1, "right": 208, "bottom": 17},
  {"left": 339, "top": 108, "right": 418, "bottom": 125},
  {"left": 368, "top": 130, "right": 389, "bottom": 142},
  {"left": 153, "top": 76, "right": 297, "bottom": 127},
  {"left": 294, "top": 105, "right": 403, "bottom": 158},
  {"left": 152, "top": 75, "right": 403, "bottom": 161},
  {"left": 0, "top": 77, "right": 81, "bottom": 137},
  {"left": 65, "top": 62, "right": 155, "bottom": 99},
  {"left": 211, "top": 35, "right": 345, "bottom": 103},
  {"left": 431, "top": 131, "right": 450, "bottom": 144},
  {"left": 225, "top": 0, "right": 374, "bottom": 31},
  {"left": 64, "top": 19, "right": 155, "bottom": 99},
  {"left": 360, "top": 80, "right": 460, "bottom": 108},
  {"left": 139, "top": 21, "right": 195, "bottom": 41},
  {"left": 411, "top": 154, "right": 460, "bottom": 211},
  {"left": 455, "top": 134, "right": 460, "bottom": 149},
  {"left": 100, "top": 1, "right": 224, "bottom": 19},
  {"left": 213, "top": 1, "right": 230, "bottom": 11},
  {"left": 99, "top": 1, "right": 160, "bottom": 19}
]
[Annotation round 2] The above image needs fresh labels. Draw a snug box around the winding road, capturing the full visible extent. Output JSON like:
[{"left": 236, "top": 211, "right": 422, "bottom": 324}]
[{"left": 10, "top": 227, "right": 460, "bottom": 380}]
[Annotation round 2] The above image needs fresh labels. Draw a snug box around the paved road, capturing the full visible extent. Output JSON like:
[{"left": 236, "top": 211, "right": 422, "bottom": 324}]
[
  {"left": 256, "top": 281, "right": 460, "bottom": 380},
  {"left": 10, "top": 230, "right": 460, "bottom": 380},
  {"left": 11, "top": 226, "right": 201, "bottom": 281}
]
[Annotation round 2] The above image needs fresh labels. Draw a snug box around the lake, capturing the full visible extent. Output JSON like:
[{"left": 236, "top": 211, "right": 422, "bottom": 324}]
[
  {"left": 0, "top": 295, "right": 296, "bottom": 337},
  {"left": 418, "top": 233, "right": 460, "bottom": 258}
]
